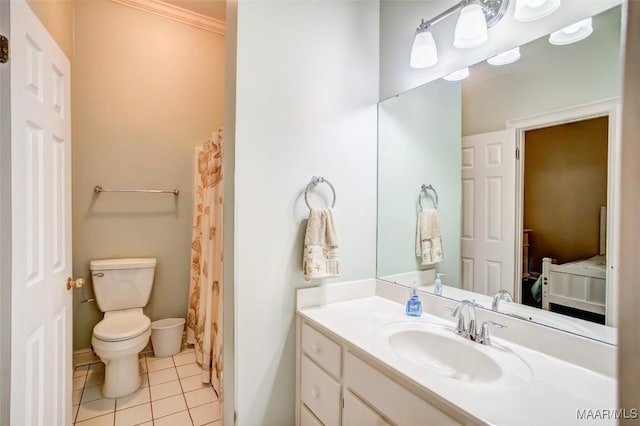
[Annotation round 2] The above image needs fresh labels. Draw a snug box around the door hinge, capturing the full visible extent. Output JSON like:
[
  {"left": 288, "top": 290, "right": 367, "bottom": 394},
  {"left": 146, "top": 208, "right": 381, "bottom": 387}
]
[
  {"left": 516, "top": 147, "right": 520, "bottom": 160},
  {"left": 0, "top": 35, "right": 8, "bottom": 63}
]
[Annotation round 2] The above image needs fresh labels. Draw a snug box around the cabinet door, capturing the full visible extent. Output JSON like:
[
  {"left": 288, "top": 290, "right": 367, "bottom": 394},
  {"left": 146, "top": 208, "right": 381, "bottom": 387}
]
[
  {"left": 301, "top": 356, "right": 341, "bottom": 425},
  {"left": 343, "top": 390, "right": 390, "bottom": 426}
]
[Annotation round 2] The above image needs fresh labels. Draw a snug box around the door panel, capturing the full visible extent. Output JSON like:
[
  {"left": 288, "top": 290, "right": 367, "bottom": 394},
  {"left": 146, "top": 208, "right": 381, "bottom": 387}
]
[
  {"left": 10, "top": 0, "right": 72, "bottom": 424},
  {"left": 461, "top": 129, "right": 516, "bottom": 297}
]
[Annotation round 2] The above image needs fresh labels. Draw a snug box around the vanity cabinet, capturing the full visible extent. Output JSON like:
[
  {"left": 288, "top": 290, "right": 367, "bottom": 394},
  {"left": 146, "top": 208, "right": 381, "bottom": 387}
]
[{"left": 297, "top": 318, "right": 464, "bottom": 426}]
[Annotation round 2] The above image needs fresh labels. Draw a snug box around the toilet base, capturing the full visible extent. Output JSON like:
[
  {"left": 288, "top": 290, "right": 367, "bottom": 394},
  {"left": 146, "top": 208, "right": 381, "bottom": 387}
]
[
  {"left": 91, "top": 328, "right": 151, "bottom": 399},
  {"left": 101, "top": 356, "right": 142, "bottom": 398}
]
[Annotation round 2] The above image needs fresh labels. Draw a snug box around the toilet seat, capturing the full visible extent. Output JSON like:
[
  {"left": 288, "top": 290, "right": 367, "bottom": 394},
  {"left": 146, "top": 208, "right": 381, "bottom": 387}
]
[{"left": 93, "top": 312, "right": 150, "bottom": 342}]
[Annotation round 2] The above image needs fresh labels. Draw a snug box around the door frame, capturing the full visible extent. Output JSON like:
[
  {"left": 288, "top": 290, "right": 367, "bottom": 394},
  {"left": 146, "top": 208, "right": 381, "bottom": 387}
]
[
  {"left": 506, "top": 98, "right": 621, "bottom": 326},
  {"left": 0, "top": 0, "right": 12, "bottom": 422}
]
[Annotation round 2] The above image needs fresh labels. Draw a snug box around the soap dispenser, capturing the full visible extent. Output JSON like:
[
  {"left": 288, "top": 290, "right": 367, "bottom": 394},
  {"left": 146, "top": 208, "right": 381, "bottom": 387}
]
[
  {"left": 434, "top": 273, "right": 444, "bottom": 296},
  {"left": 406, "top": 279, "right": 423, "bottom": 317}
]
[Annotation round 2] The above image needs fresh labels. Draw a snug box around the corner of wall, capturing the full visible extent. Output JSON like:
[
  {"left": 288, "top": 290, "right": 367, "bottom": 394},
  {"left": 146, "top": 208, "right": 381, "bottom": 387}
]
[{"left": 223, "top": 1, "right": 238, "bottom": 425}]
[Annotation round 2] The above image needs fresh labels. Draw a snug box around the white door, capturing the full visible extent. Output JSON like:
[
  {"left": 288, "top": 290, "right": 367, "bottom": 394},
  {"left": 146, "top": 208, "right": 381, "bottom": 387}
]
[
  {"left": 10, "top": 0, "right": 72, "bottom": 424},
  {"left": 461, "top": 129, "right": 516, "bottom": 297}
]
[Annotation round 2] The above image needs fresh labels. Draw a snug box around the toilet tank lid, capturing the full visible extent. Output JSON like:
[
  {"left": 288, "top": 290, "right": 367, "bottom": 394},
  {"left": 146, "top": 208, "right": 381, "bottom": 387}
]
[{"left": 90, "top": 258, "right": 157, "bottom": 271}]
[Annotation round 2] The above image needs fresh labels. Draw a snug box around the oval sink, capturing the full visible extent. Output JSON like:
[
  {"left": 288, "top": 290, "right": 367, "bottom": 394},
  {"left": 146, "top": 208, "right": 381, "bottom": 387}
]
[
  {"left": 377, "top": 321, "right": 532, "bottom": 385},
  {"left": 389, "top": 329, "right": 502, "bottom": 382}
]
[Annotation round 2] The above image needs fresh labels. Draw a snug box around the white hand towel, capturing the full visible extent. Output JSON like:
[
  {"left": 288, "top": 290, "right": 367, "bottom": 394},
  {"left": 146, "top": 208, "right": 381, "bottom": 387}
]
[
  {"left": 303, "top": 208, "right": 340, "bottom": 280},
  {"left": 415, "top": 208, "right": 444, "bottom": 265}
]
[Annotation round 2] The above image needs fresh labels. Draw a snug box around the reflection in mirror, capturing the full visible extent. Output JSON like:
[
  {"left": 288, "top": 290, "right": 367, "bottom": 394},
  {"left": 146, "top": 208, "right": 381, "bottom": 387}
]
[{"left": 377, "top": 5, "right": 622, "bottom": 345}]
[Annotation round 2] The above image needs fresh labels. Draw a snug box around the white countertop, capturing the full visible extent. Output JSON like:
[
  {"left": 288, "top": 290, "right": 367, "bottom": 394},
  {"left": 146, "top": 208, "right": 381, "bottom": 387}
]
[{"left": 298, "top": 296, "right": 616, "bottom": 426}]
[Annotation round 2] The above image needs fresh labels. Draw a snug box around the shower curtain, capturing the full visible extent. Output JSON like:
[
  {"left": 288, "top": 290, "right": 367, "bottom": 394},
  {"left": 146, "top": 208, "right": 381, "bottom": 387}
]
[{"left": 187, "top": 128, "right": 223, "bottom": 396}]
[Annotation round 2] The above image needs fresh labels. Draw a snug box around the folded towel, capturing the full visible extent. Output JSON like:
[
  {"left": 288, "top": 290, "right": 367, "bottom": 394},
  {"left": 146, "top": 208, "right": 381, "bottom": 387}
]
[
  {"left": 303, "top": 208, "right": 340, "bottom": 280},
  {"left": 415, "top": 208, "right": 444, "bottom": 265}
]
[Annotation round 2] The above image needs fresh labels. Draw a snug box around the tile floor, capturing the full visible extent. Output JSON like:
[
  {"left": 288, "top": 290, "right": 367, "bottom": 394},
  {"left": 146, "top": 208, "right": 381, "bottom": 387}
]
[{"left": 72, "top": 346, "right": 221, "bottom": 426}]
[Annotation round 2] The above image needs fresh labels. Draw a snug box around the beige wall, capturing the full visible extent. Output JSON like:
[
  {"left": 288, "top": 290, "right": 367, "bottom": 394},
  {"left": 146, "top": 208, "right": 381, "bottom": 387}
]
[
  {"left": 26, "top": 0, "right": 73, "bottom": 59},
  {"left": 523, "top": 117, "right": 608, "bottom": 272},
  {"left": 72, "top": 0, "right": 224, "bottom": 349}
]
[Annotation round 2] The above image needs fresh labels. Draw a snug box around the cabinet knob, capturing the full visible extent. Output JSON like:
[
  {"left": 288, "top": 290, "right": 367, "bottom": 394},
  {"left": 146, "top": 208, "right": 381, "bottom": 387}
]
[
  {"left": 311, "top": 343, "right": 320, "bottom": 354},
  {"left": 311, "top": 388, "right": 320, "bottom": 399}
]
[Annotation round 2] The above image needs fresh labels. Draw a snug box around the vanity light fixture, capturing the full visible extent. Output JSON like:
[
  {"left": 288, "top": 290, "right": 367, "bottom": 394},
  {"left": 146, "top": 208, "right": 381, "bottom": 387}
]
[
  {"left": 514, "top": 0, "right": 561, "bottom": 22},
  {"left": 549, "top": 17, "right": 593, "bottom": 45},
  {"left": 454, "top": 2, "right": 489, "bottom": 49},
  {"left": 410, "top": 20, "right": 439, "bottom": 68},
  {"left": 410, "top": 0, "right": 509, "bottom": 69},
  {"left": 443, "top": 67, "right": 470, "bottom": 81},
  {"left": 487, "top": 46, "right": 521, "bottom": 65}
]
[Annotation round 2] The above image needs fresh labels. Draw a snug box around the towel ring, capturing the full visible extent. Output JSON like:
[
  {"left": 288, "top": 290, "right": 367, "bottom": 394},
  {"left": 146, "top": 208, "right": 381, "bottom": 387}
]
[
  {"left": 304, "top": 176, "right": 336, "bottom": 210},
  {"left": 419, "top": 184, "right": 439, "bottom": 209}
]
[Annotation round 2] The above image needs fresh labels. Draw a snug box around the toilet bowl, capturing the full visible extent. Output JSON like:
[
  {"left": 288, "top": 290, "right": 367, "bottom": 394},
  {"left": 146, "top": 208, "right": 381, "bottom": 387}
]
[
  {"left": 91, "top": 309, "right": 151, "bottom": 398},
  {"left": 89, "top": 258, "right": 157, "bottom": 398}
]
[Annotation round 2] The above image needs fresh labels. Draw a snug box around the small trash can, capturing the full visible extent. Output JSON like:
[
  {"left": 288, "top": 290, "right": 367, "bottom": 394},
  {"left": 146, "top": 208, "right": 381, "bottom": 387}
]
[{"left": 150, "top": 318, "right": 186, "bottom": 358}]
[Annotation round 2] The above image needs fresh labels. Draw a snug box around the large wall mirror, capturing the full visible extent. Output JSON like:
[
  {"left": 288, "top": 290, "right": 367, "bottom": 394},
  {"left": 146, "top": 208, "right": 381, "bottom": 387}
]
[{"left": 377, "top": 4, "right": 622, "bottom": 345}]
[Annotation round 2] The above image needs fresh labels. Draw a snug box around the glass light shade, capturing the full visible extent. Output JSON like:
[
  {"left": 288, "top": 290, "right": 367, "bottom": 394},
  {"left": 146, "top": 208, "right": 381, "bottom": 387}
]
[
  {"left": 454, "top": 4, "right": 489, "bottom": 49},
  {"left": 487, "top": 47, "right": 521, "bottom": 65},
  {"left": 549, "top": 18, "right": 593, "bottom": 45},
  {"left": 443, "top": 67, "right": 470, "bottom": 81},
  {"left": 514, "top": 0, "right": 561, "bottom": 22},
  {"left": 410, "top": 30, "right": 439, "bottom": 68}
]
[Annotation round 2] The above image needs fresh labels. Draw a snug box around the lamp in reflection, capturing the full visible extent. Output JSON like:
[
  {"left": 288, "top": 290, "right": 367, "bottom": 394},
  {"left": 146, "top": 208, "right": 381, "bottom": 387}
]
[
  {"left": 443, "top": 67, "right": 470, "bottom": 81},
  {"left": 514, "top": 0, "right": 561, "bottom": 22},
  {"left": 487, "top": 47, "right": 521, "bottom": 65},
  {"left": 549, "top": 17, "right": 593, "bottom": 45}
]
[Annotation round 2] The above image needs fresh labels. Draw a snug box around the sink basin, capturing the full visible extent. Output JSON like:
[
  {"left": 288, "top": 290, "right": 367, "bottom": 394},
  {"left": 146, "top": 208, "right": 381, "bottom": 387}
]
[
  {"left": 377, "top": 321, "right": 532, "bottom": 385},
  {"left": 389, "top": 329, "right": 502, "bottom": 382}
]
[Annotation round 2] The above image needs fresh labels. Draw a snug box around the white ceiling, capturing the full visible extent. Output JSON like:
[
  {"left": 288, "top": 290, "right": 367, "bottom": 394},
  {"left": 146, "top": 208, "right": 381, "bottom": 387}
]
[{"left": 161, "top": 0, "right": 225, "bottom": 21}]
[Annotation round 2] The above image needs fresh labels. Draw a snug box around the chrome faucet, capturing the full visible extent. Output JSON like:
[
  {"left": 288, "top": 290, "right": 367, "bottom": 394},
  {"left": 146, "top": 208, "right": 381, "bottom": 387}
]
[
  {"left": 476, "top": 321, "right": 507, "bottom": 345},
  {"left": 450, "top": 299, "right": 507, "bottom": 345},
  {"left": 491, "top": 289, "right": 514, "bottom": 311},
  {"left": 451, "top": 300, "right": 477, "bottom": 339}
]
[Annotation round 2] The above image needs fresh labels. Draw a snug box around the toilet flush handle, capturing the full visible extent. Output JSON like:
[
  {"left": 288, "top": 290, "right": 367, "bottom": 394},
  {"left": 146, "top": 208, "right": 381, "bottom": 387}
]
[{"left": 66, "top": 277, "right": 85, "bottom": 291}]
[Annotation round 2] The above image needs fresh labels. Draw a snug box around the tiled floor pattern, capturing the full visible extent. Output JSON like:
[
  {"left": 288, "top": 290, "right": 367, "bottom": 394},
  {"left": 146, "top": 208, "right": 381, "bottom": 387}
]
[{"left": 72, "top": 346, "right": 221, "bottom": 426}]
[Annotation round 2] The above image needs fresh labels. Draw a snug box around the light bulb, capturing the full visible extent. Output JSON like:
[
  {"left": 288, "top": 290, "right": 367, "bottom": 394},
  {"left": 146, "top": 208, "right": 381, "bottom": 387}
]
[
  {"left": 549, "top": 17, "right": 593, "bottom": 45},
  {"left": 487, "top": 47, "right": 521, "bottom": 66},
  {"left": 514, "top": 0, "right": 561, "bottom": 22},
  {"left": 454, "top": 4, "right": 488, "bottom": 49},
  {"left": 443, "top": 67, "right": 470, "bottom": 81},
  {"left": 410, "top": 29, "right": 438, "bottom": 68}
]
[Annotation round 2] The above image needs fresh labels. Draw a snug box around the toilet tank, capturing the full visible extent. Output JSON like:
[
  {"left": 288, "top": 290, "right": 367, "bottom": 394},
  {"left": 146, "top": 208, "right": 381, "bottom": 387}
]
[{"left": 90, "top": 258, "right": 157, "bottom": 312}]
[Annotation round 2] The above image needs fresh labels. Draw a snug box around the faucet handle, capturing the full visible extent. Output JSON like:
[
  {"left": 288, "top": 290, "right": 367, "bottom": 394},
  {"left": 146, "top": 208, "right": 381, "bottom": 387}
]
[{"left": 478, "top": 321, "right": 506, "bottom": 345}]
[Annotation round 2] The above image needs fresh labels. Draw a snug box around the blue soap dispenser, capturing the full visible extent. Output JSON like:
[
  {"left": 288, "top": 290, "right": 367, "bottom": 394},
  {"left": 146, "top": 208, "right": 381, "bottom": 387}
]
[
  {"left": 406, "top": 279, "right": 423, "bottom": 317},
  {"left": 434, "top": 273, "right": 444, "bottom": 296}
]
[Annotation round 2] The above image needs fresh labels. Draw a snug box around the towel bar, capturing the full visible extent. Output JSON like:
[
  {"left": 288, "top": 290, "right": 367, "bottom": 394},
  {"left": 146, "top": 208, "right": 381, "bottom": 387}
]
[
  {"left": 419, "top": 184, "right": 438, "bottom": 209},
  {"left": 304, "top": 176, "right": 336, "bottom": 210},
  {"left": 94, "top": 185, "right": 180, "bottom": 196}
]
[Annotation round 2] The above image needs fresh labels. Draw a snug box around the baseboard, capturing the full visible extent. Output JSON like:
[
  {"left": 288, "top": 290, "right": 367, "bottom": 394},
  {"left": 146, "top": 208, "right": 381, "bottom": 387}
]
[{"left": 74, "top": 331, "right": 190, "bottom": 368}]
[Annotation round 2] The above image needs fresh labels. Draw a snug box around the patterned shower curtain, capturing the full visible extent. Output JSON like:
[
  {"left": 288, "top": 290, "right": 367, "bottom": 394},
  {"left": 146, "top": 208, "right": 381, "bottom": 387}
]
[{"left": 187, "top": 128, "right": 223, "bottom": 396}]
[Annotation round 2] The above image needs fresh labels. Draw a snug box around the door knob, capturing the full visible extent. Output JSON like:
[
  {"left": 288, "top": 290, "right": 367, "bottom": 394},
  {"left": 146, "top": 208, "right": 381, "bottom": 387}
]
[{"left": 66, "top": 277, "right": 85, "bottom": 291}]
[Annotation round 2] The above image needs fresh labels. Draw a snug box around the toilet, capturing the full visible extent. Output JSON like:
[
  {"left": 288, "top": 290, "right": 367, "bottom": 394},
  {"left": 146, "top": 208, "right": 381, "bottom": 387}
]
[{"left": 90, "top": 257, "right": 157, "bottom": 398}]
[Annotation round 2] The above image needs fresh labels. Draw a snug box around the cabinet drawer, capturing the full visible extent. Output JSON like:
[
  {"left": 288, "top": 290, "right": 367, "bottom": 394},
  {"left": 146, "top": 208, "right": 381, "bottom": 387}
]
[
  {"left": 301, "top": 404, "right": 323, "bottom": 426},
  {"left": 343, "top": 390, "right": 390, "bottom": 426},
  {"left": 302, "top": 322, "right": 342, "bottom": 379},
  {"left": 301, "top": 355, "right": 341, "bottom": 426},
  {"left": 344, "top": 352, "right": 460, "bottom": 426}
]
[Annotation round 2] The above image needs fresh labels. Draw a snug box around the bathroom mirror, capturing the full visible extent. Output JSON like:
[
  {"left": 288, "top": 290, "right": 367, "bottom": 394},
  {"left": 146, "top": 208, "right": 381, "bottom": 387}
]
[{"left": 377, "top": 5, "right": 622, "bottom": 345}]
